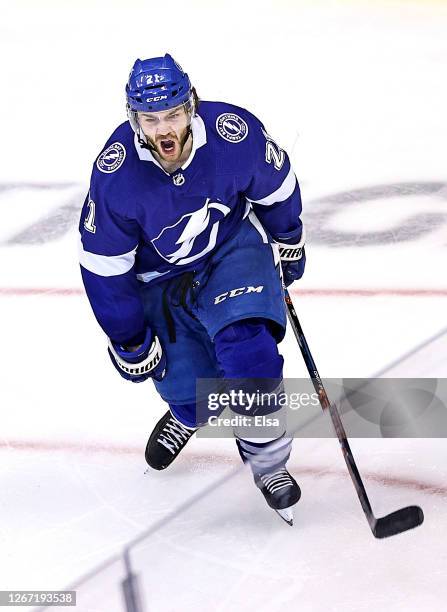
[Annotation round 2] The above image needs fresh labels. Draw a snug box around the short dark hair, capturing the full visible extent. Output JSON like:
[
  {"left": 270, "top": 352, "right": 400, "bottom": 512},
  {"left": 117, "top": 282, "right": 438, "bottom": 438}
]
[{"left": 192, "top": 87, "right": 200, "bottom": 113}]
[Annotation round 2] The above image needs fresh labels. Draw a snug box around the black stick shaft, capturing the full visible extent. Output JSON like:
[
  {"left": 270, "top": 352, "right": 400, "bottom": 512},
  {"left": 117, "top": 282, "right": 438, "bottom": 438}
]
[{"left": 284, "top": 289, "right": 376, "bottom": 530}]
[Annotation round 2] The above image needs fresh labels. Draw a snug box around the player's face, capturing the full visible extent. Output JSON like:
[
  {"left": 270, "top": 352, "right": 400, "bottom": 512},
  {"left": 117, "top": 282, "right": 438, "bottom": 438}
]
[{"left": 138, "top": 105, "right": 190, "bottom": 162}]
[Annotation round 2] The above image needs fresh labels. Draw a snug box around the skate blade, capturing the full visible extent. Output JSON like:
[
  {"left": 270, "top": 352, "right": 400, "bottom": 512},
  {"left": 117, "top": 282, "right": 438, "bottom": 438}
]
[{"left": 275, "top": 506, "right": 294, "bottom": 526}]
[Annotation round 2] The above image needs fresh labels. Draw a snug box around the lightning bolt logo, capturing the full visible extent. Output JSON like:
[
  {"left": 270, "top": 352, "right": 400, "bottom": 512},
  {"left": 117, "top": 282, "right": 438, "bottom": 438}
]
[
  {"left": 216, "top": 113, "right": 248, "bottom": 143},
  {"left": 96, "top": 142, "right": 126, "bottom": 174}
]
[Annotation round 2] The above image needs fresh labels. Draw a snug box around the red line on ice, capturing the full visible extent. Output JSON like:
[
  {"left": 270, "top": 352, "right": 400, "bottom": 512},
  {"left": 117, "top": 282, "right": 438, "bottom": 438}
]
[
  {"left": 1, "top": 287, "right": 447, "bottom": 297},
  {"left": 0, "top": 287, "right": 84, "bottom": 296},
  {"left": 1, "top": 438, "right": 446, "bottom": 498}
]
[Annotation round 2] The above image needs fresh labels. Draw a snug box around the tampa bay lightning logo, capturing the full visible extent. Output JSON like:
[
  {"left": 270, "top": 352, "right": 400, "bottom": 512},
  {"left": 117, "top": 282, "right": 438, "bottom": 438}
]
[
  {"left": 172, "top": 172, "right": 185, "bottom": 186},
  {"left": 96, "top": 142, "right": 126, "bottom": 173},
  {"left": 152, "top": 198, "right": 231, "bottom": 266},
  {"left": 216, "top": 113, "right": 248, "bottom": 143}
]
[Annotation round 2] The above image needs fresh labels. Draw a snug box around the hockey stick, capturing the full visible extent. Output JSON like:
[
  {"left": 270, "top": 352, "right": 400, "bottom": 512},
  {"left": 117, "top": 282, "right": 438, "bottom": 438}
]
[{"left": 284, "top": 289, "right": 424, "bottom": 538}]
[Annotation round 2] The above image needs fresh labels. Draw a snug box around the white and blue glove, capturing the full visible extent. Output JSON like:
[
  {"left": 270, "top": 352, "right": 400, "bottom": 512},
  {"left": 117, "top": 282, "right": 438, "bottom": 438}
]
[
  {"left": 274, "top": 228, "right": 306, "bottom": 287},
  {"left": 108, "top": 327, "right": 166, "bottom": 383}
]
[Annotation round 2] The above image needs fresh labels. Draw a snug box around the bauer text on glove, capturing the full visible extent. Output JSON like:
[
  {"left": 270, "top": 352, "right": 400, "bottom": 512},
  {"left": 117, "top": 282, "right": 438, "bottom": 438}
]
[
  {"left": 108, "top": 327, "right": 166, "bottom": 383},
  {"left": 273, "top": 228, "right": 306, "bottom": 287}
]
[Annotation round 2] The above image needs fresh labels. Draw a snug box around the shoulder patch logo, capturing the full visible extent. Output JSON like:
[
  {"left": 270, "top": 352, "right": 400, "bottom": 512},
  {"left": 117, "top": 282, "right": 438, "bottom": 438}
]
[
  {"left": 96, "top": 142, "right": 126, "bottom": 173},
  {"left": 216, "top": 113, "right": 248, "bottom": 143}
]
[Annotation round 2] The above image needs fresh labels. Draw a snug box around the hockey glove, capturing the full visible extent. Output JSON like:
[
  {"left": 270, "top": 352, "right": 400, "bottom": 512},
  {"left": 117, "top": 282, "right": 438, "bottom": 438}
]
[
  {"left": 108, "top": 327, "right": 166, "bottom": 383},
  {"left": 273, "top": 228, "right": 306, "bottom": 287}
]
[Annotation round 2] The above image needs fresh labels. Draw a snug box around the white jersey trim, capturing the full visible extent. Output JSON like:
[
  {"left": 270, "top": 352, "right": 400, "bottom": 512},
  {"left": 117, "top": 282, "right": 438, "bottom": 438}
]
[
  {"left": 181, "top": 115, "right": 207, "bottom": 170},
  {"left": 136, "top": 269, "right": 170, "bottom": 283},
  {"left": 78, "top": 235, "right": 137, "bottom": 277},
  {"left": 247, "top": 165, "right": 296, "bottom": 207},
  {"left": 247, "top": 210, "right": 268, "bottom": 243}
]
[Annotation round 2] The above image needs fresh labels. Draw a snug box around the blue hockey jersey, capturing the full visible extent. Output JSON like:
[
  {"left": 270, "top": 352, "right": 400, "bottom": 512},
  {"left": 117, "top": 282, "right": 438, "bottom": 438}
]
[{"left": 79, "top": 101, "right": 303, "bottom": 344}]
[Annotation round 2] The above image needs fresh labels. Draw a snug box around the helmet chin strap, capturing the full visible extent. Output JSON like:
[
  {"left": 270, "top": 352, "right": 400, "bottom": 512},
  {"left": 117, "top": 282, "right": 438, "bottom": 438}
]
[
  {"left": 137, "top": 123, "right": 192, "bottom": 157},
  {"left": 137, "top": 132, "right": 154, "bottom": 152}
]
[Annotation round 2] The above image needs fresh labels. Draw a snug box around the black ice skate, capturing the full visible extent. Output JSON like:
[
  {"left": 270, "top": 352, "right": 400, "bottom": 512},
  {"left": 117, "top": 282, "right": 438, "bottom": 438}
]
[
  {"left": 255, "top": 468, "right": 301, "bottom": 526},
  {"left": 145, "top": 410, "right": 197, "bottom": 470}
]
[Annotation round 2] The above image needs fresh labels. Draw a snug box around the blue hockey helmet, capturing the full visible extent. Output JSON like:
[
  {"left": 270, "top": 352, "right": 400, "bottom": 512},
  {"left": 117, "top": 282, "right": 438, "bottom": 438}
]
[{"left": 126, "top": 53, "right": 192, "bottom": 113}]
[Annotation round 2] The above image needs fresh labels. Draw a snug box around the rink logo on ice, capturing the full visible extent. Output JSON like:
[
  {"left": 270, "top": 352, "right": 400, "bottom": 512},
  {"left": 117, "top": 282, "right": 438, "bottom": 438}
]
[
  {"left": 214, "top": 285, "right": 264, "bottom": 304},
  {"left": 216, "top": 113, "right": 248, "bottom": 143},
  {"left": 96, "top": 142, "right": 126, "bottom": 174}
]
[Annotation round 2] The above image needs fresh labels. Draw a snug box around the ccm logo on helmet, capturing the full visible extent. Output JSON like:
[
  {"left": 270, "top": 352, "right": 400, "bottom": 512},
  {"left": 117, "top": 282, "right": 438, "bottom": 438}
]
[
  {"left": 214, "top": 285, "right": 264, "bottom": 305},
  {"left": 146, "top": 95, "right": 168, "bottom": 103}
]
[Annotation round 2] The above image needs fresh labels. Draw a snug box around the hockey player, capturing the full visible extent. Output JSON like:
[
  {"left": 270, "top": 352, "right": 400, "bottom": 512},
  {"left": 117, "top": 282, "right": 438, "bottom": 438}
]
[{"left": 79, "top": 54, "right": 305, "bottom": 525}]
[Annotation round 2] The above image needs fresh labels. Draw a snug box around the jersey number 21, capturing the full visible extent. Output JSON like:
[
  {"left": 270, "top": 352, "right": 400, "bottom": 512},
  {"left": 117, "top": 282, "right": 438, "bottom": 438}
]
[{"left": 84, "top": 199, "right": 96, "bottom": 234}]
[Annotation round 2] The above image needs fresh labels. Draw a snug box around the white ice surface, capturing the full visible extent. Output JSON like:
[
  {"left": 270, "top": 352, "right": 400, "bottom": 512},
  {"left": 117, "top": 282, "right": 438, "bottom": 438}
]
[{"left": 1, "top": 1, "right": 447, "bottom": 611}]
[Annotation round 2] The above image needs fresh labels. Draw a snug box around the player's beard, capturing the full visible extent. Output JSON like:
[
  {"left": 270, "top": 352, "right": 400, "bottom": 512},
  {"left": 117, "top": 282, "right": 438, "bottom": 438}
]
[{"left": 146, "top": 126, "right": 191, "bottom": 163}]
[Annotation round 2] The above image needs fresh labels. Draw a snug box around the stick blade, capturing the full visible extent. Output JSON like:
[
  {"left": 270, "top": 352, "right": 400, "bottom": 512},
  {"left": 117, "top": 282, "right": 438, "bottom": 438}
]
[{"left": 373, "top": 505, "right": 424, "bottom": 539}]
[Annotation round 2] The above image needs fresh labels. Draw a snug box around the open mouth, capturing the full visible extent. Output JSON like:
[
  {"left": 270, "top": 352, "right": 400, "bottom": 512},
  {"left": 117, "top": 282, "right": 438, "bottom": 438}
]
[{"left": 159, "top": 139, "right": 176, "bottom": 155}]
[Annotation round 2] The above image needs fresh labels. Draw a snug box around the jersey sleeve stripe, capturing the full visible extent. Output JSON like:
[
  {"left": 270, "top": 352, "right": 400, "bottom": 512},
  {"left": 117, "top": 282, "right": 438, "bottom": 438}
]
[
  {"left": 247, "top": 166, "right": 297, "bottom": 207},
  {"left": 78, "top": 235, "right": 137, "bottom": 277}
]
